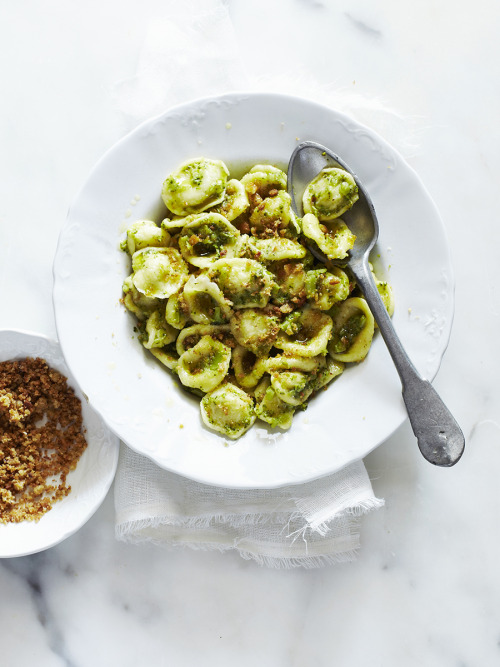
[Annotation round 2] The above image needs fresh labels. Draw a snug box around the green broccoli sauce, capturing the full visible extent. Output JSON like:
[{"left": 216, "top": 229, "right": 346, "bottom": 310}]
[
  {"left": 186, "top": 347, "right": 225, "bottom": 375},
  {"left": 231, "top": 289, "right": 258, "bottom": 306},
  {"left": 305, "top": 268, "right": 327, "bottom": 298},
  {"left": 255, "top": 387, "right": 294, "bottom": 428},
  {"left": 289, "top": 325, "right": 315, "bottom": 344},
  {"left": 331, "top": 314, "right": 366, "bottom": 353},
  {"left": 280, "top": 311, "right": 301, "bottom": 335},
  {"left": 188, "top": 224, "right": 235, "bottom": 257},
  {"left": 229, "top": 272, "right": 268, "bottom": 306},
  {"left": 166, "top": 176, "right": 180, "bottom": 192},
  {"left": 312, "top": 172, "right": 358, "bottom": 216},
  {"left": 192, "top": 293, "right": 222, "bottom": 321},
  {"left": 180, "top": 162, "right": 204, "bottom": 188}
]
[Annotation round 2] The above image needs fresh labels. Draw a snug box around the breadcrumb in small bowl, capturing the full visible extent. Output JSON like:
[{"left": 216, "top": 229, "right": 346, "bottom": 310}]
[{"left": 0, "top": 330, "right": 119, "bottom": 558}]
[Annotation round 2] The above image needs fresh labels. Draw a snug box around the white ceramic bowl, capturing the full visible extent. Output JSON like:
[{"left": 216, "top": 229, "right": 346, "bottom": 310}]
[
  {"left": 53, "top": 92, "right": 454, "bottom": 489},
  {"left": 0, "top": 330, "right": 119, "bottom": 557}
]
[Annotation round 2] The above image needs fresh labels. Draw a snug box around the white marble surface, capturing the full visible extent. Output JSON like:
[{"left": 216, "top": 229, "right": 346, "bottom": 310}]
[{"left": 1, "top": 0, "right": 500, "bottom": 665}]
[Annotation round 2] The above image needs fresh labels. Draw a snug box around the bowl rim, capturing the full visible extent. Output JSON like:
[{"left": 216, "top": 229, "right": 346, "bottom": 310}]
[{"left": 52, "top": 91, "right": 455, "bottom": 489}]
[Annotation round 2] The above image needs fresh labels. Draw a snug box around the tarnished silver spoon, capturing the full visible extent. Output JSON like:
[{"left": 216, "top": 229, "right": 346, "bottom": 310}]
[{"left": 287, "top": 140, "right": 465, "bottom": 467}]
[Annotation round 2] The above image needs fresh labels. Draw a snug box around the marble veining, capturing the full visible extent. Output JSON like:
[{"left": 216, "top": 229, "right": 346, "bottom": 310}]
[
  {"left": 1, "top": 0, "right": 500, "bottom": 664},
  {"left": 344, "top": 12, "right": 383, "bottom": 39}
]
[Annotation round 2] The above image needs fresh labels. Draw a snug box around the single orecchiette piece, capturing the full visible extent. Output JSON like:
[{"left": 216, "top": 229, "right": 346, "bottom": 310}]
[
  {"left": 232, "top": 233, "right": 249, "bottom": 258},
  {"left": 248, "top": 190, "right": 300, "bottom": 238},
  {"left": 265, "top": 353, "right": 326, "bottom": 374},
  {"left": 303, "top": 167, "right": 359, "bottom": 221},
  {"left": 210, "top": 179, "right": 249, "bottom": 221},
  {"left": 161, "top": 157, "right": 229, "bottom": 216},
  {"left": 208, "top": 258, "right": 275, "bottom": 308},
  {"left": 270, "top": 261, "right": 307, "bottom": 307},
  {"left": 311, "top": 357, "right": 344, "bottom": 390},
  {"left": 231, "top": 346, "right": 268, "bottom": 389},
  {"left": 175, "top": 324, "right": 232, "bottom": 357},
  {"left": 229, "top": 308, "right": 280, "bottom": 357},
  {"left": 201, "top": 383, "right": 256, "bottom": 439},
  {"left": 247, "top": 237, "right": 307, "bottom": 262},
  {"left": 131, "top": 247, "right": 189, "bottom": 298},
  {"left": 328, "top": 297, "right": 375, "bottom": 362},
  {"left": 182, "top": 273, "right": 233, "bottom": 325},
  {"left": 301, "top": 213, "right": 356, "bottom": 261},
  {"left": 369, "top": 263, "right": 395, "bottom": 318},
  {"left": 275, "top": 307, "right": 333, "bottom": 357},
  {"left": 279, "top": 310, "right": 303, "bottom": 335},
  {"left": 141, "top": 310, "right": 177, "bottom": 349},
  {"left": 177, "top": 335, "right": 231, "bottom": 392},
  {"left": 121, "top": 219, "right": 171, "bottom": 255},
  {"left": 241, "top": 165, "right": 287, "bottom": 200},
  {"left": 165, "top": 292, "right": 190, "bottom": 330},
  {"left": 149, "top": 345, "right": 179, "bottom": 371},
  {"left": 254, "top": 377, "right": 295, "bottom": 430},
  {"left": 122, "top": 275, "right": 160, "bottom": 321},
  {"left": 178, "top": 213, "right": 240, "bottom": 267},
  {"left": 270, "top": 371, "right": 314, "bottom": 406},
  {"left": 161, "top": 216, "right": 187, "bottom": 232},
  {"left": 305, "top": 266, "right": 350, "bottom": 310},
  {"left": 376, "top": 279, "right": 394, "bottom": 318}
]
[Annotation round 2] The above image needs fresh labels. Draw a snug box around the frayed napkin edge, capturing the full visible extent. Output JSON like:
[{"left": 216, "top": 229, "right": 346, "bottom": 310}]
[
  {"left": 114, "top": 523, "right": 363, "bottom": 569},
  {"left": 114, "top": 495, "right": 384, "bottom": 569}
]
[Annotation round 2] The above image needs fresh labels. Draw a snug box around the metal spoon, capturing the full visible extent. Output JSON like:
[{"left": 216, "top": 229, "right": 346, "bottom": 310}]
[{"left": 287, "top": 140, "right": 465, "bottom": 467}]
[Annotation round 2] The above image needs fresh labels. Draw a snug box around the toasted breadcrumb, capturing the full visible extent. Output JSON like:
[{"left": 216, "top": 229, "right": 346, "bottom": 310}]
[{"left": 0, "top": 357, "right": 87, "bottom": 524}]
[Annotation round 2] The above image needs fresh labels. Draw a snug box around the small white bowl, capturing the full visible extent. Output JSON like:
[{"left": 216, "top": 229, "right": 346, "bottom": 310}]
[{"left": 0, "top": 330, "right": 119, "bottom": 558}]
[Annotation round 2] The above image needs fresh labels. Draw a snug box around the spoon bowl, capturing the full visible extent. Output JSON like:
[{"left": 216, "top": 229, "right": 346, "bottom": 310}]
[
  {"left": 288, "top": 140, "right": 465, "bottom": 467},
  {"left": 288, "top": 140, "right": 378, "bottom": 265}
]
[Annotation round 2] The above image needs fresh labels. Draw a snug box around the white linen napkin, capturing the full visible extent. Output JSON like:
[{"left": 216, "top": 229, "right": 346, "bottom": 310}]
[
  {"left": 115, "top": 446, "right": 384, "bottom": 568},
  {"left": 112, "top": 0, "right": 421, "bottom": 567}
]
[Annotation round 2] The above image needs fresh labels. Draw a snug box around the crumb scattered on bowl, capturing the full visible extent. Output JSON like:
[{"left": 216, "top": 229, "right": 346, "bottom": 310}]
[{"left": 0, "top": 357, "right": 87, "bottom": 524}]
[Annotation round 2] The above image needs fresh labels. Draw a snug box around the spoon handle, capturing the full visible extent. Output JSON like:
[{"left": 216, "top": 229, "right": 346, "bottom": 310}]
[{"left": 351, "top": 260, "right": 465, "bottom": 467}]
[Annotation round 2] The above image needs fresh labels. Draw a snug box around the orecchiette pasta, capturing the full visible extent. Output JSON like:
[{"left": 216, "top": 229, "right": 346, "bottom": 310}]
[
  {"left": 175, "top": 323, "right": 232, "bottom": 357},
  {"left": 265, "top": 353, "right": 326, "bottom": 374},
  {"left": 177, "top": 335, "right": 232, "bottom": 392},
  {"left": 303, "top": 167, "right": 359, "bottom": 221},
  {"left": 270, "top": 260, "right": 308, "bottom": 306},
  {"left": 254, "top": 377, "right": 295, "bottom": 430},
  {"left": 141, "top": 310, "right": 177, "bottom": 350},
  {"left": 121, "top": 219, "right": 171, "bottom": 255},
  {"left": 161, "top": 158, "right": 229, "bottom": 216},
  {"left": 208, "top": 258, "right": 274, "bottom": 309},
  {"left": 149, "top": 345, "right": 179, "bottom": 371},
  {"left": 231, "top": 345, "right": 268, "bottom": 389},
  {"left": 369, "top": 262, "right": 394, "bottom": 319},
  {"left": 240, "top": 165, "right": 287, "bottom": 200},
  {"left": 182, "top": 274, "right": 233, "bottom": 325},
  {"left": 305, "top": 266, "right": 350, "bottom": 310},
  {"left": 210, "top": 179, "right": 250, "bottom": 221},
  {"left": 270, "top": 371, "right": 315, "bottom": 406},
  {"left": 178, "top": 213, "right": 240, "bottom": 267},
  {"left": 328, "top": 297, "right": 375, "bottom": 363},
  {"left": 229, "top": 308, "right": 280, "bottom": 357},
  {"left": 312, "top": 356, "right": 344, "bottom": 390},
  {"left": 274, "top": 308, "right": 333, "bottom": 357},
  {"left": 122, "top": 275, "right": 159, "bottom": 321},
  {"left": 301, "top": 213, "right": 356, "bottom": 261},
  {"left": 131, "top": 247, "right": 188, "bottom": 298},
  {"left": 248, "top": 190, "right": 300, "bottom": 238},
  {"left": 121, "top": 157, "right": 393, "bottom": 439},
  {"left": 247, "top": 237, "right": 307, "bottom": 262},
  {"left": 165, "top": 292, "right": 189, "bottom": 330},
  {"left": 201, "top": 383, "right": 256, "bottom": 439}
]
